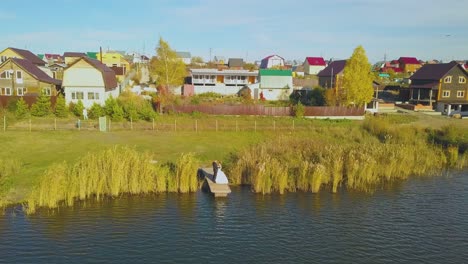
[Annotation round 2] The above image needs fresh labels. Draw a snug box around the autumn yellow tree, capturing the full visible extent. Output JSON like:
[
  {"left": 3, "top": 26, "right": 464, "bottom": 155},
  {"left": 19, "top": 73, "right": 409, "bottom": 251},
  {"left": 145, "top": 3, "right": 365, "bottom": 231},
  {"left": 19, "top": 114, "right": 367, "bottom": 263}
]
[
  {"left": 152, "top": 37, "right": 186, "bottom": 91},
  {"left": 342, "top": 46, "right": 374, "bottom": 106}
]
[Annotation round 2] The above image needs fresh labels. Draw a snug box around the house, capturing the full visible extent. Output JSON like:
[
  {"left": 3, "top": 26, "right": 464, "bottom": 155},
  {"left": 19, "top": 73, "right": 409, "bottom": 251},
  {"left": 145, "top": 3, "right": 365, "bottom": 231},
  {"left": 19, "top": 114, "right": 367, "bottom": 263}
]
[
  {"left": 96, "top": 51, "right": 131, "bottom": 81},
  {"left": 43, "top": 54, "right": 63, "bottom": 65},
  {"left": 398, "top": 57, "right": 421, "bottom": 74},
  {"left": 64, "top": 52, "right": 87, "bottom": 65},
  {"left": 317, "top": 60, "right": 347, "bottom": 89},
  {"left": 176, "top": 51, "right": 191, "bottom": 64},
  {"left": 409, "top": 61, "right": 468, "bottom": 113},
  {"left": 86, "top": 52, "right": 98, "bottom": 60},
  {"left": 0, "top": 47, "right": 46, "bottom": 66},
  {"left": 48, "top": 63, "right": 67, "bottom": 80},
  {"left": 62, "top": 57, "right": 120, "bottom": 108},
  {"left": 0, "top": 58, "right": 61, "bottom": 98},
  {"left": 303, "top": 57, "right": 326, "bottom": 75},
  {"left": 187, "top": 68, "right": 258, "bottom": 95},
  {"left": 258, "top": 69, "right": 293, "bottom": 100},
  {"left": 228, "top": 58, "right": 244, "bottom": 69},
  {"left": 260, "top": 55, "right": 285, "bottom": 69}
]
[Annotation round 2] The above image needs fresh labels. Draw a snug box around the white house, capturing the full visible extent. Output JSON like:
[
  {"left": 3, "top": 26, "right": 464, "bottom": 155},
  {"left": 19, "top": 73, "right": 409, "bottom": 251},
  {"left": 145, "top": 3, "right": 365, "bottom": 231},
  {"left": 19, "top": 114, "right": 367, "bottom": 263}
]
[
  {"left": 303, "top": 57, "right": 326, "bottom": 75},
  {"left": 62, "top": 57, "right": 120, "bottom": 108},
  {"left": 187, "top": 68, "right": 258, "bottom": 95},
  {"left": 260, "top": 55, "right": 285, "bottom": 69},
  {"left": 258, "top": 69, "right": 293, "bottom": 100},
  {"left": 176, "top": 51, "right": 191, "bottom": 65}
]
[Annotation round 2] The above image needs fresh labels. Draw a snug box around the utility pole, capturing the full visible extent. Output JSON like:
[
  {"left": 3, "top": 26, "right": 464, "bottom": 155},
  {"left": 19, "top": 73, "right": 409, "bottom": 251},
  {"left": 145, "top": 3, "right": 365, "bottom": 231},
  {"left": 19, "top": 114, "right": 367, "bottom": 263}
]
[{"left": 209, "top": 48, "right": 212, "bottom": 63}]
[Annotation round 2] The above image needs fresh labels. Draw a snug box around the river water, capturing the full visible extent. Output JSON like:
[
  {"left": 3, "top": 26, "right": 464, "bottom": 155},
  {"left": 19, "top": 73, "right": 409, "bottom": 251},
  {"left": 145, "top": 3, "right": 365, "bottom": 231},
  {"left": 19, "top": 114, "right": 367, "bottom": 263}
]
[{"left": 1, "top": 171, "right": 467, "bottom": 264}]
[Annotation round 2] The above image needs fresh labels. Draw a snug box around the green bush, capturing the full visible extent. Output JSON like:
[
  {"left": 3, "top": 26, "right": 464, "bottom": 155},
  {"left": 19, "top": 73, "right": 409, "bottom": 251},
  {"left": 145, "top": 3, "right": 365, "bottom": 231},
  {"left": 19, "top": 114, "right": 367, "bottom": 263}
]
[
  {"left": 30, "top": 90, "right": 52, "bottom": 117},
  {"left": 72, "top": 100, "right": 84, "bottom": 118},
  {"left": 88, "top": 103, "right": 104, "bottom": 119},
  {"left": 15, "top": 97, "right": 29, "bottom": 119},
  {"left": 54, "top": 95, "right": 68, "bottom": 118},
  {"left": 293, "top": 102, "right": 305, "bottom": 118}
]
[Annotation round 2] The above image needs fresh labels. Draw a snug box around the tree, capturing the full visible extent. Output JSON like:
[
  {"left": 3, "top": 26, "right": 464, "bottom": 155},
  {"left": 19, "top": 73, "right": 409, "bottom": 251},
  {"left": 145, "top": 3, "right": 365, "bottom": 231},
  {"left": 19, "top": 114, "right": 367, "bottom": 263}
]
[
  {"left": 88, "top": 103, "right": 104, "bottom": 119},
  {"left": 190, "top": 56, "right": 204, "bottom": 65},
  {"left": 73, "top": 100, "right": 84, "bottom": 118},
  {"left": 54, "top": 95, "right": 68, "bottom": 118},
  {"left": 153, "top": 37, "right": 186, "bottom": 89},
  {"left": 15, "top": 97, "right": 29, "bottom": 119},
  {"left": 341, "top": 45, "right": 374, "bottom": 106},
  {"left": 31, "top": 90, "right": 52, "bottom": 117}
]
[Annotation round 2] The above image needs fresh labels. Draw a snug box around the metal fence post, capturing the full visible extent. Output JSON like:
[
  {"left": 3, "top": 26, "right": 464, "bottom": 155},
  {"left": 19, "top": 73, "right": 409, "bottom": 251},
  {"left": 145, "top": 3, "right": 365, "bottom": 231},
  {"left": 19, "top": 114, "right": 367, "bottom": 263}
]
[
  {"left": 174, "top": 119, "right": 177, "bottom": 132},
  {"left": 54, "top": 118, "right": 57, "bottom": 131},
  {"left": 293, "top": 120, "right": 295, "bottom": 130},
  {"left": 3, "top": 116, "right": 5, "bottom": 132},
  {"left": 130, "top": 117, "right": 133, "bottom": 130},
  {"left": 195, "top": 120, "right": 198, "bottom": 132},
  {"left": 236, "top": 120, "right": 238, "bottom": 132},
  {"left": 152, "top": 118, "right": 155, "bottom": 131},
  {"left": 29, "top": 119, "right": 32, "bottom": 132},
  {"left": 274, "top": 120, "right": 276, "bottom": 131},
  {"left": 216, "top": 120, "right": 218, "bottom": 132},
  {"left": 255, "top": 120, "right": 257, "bottom": 132}
]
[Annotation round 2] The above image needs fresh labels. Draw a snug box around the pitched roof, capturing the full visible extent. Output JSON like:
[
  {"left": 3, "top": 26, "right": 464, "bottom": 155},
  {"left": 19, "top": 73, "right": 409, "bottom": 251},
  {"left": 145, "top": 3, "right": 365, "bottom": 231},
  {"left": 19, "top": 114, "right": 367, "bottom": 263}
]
[
  {"left": 68, "top": 57, "right": 118, "bottom": 90},
  {"left": 399, "top": 57, "right": 420, "bottom": 65},
  {"left": 63, "top": 52, "right": 87, "bottom": 58},
  {"left": 317, "top": 60, "right": 347, "bottom": 77},
  {"left": 11, "top": 58, "right": 61, "bottom": 85},
  {"left": 176, "top": 52, "right": 191, "bottom": 58},
  {"left": 228, "top": 58, "right": 244, "bottom": 68},
  {"left": 86, "top": 52, "right": 98, "bottom": 59},
  {"left": 260, "top": 55, "right": 285, "bottom": 69},
  {"left": 305, "top": 57, "right": 326, "bottom": 66},
  {"left": 410, "top": 61, "right": 460, "bottom": 81},
  {"left": 8, "top": 47, "right": 46, "bottom": 66}
]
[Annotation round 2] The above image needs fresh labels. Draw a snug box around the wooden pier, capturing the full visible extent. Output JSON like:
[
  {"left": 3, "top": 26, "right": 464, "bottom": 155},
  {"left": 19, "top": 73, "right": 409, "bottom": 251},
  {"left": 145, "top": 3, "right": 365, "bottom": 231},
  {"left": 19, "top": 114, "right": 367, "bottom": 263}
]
[{"left": 199, "top": 168, "right": 231, "bottom": 197}]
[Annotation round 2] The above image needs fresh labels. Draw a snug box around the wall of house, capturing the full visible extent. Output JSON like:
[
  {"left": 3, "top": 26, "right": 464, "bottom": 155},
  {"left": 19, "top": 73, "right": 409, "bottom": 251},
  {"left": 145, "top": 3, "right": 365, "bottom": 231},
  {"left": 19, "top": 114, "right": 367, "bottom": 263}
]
[
  {"left": 260, "top": 75, "right": 293, "bottom": 89},
  {"left": 0, "top": 60, "right": 57, "bottom": 96},
  {"left": 97, "top": 53, "right": 130, "bottom": 69},
  {"left": 403, "top": 64, "right": 422, "bottom": 74},
  {"left": 193, "top": 84, "right": 244, "bottom": 95},
  {"left": 63, "top": 60, "right": 105, "bottom": 87},
  {"left": 0, "top": 49, "right": 23, "bottom": 63},
  {"left": 64, "top": 87, "right": 107, "bottom": 108},
  {"left": 438, "top": 67, "right": 468, "bottom": 103},
  {"left": 305, "top": 65, "right": 325, "bottom": 75}
]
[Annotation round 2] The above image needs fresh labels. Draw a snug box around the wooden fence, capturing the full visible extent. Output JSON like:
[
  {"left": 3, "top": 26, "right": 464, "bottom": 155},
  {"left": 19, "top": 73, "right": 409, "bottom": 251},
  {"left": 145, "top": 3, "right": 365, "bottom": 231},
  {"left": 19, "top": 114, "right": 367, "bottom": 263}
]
[{"left": 168, "top": 105, "right": 364, "bottom": 117}]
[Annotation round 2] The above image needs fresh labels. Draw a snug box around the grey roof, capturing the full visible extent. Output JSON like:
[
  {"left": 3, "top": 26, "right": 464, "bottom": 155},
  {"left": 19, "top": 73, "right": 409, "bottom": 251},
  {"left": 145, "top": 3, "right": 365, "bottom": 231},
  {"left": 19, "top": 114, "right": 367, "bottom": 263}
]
[
  {"left": 176, "top": 51, "right": 191, "bottom": 58},
  {"left": 228, "top": 58, "right": 244, "bottom": 68}
]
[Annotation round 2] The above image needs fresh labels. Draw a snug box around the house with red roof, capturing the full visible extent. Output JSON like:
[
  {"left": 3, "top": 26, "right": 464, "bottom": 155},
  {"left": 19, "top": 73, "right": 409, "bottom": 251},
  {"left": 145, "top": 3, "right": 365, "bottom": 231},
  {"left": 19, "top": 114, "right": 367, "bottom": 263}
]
[
  {"left": 260, "top": 55, "right": 285, "bottom": 69},
  {"left": 62, "top": 57, "right": 120, "bottom": 108},
  {"left": 0, "top": 58, "right": 61, "bottom": 98},
  {"left": 303, "top": 57, "right": 326, "bottom": 75},
  {"left": 398, "top": 57, "right": 421, "bottom": 74}
]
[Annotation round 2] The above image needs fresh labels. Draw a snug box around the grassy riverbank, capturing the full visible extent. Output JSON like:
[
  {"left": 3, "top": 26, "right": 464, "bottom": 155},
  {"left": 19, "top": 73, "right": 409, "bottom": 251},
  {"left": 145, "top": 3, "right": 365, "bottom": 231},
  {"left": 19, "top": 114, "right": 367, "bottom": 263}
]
[{"left": 0, "top": 113, "right": 467, "bottom": 212}]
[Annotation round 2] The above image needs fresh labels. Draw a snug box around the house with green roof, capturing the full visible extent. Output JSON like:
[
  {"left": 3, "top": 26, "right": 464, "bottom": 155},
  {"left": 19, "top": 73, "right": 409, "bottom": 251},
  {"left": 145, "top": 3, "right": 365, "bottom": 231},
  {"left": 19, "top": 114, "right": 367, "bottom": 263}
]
[
  {"left": 86, "top": 52, "right": 98, "bottom": 59},
  {"left": 258, "top": 69, "right": 293, "bottom": 100}
]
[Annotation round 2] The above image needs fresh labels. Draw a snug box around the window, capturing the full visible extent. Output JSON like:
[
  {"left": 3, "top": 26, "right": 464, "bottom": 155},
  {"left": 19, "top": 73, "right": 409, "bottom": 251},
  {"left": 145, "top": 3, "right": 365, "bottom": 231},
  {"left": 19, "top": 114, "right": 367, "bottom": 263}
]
[
  {"left": 0, "top": 70, "right": 12, "bottom": 79},
  {"left": 76, "top": 92, "right": 84, "bottom": 100},
  {"left": 43, "top": 88, "right": 51, "bottom": 96},
  {"left": 459, "top": 76, "right": 466, "bottom": 84},
  {"left": 457, "top": 91, "right": 465, "bottom": 98},
  {"left": 87, "top": 92, "right": 100, "bottom": 100},
  {"left": 444, "top": 76, "right": 452, "bottom": 83},
  {"left": 0, "top": 56, "right": 6, "bottom": 63},
  {"left": 1, "top": 87, "right": 12, "bottom": 96},
  {"left": 71, "top": 92, "right": 76, "bottom": 100},
  {"left": 16, "top": 71, "right": 22, "bottom": 79},
  {"left": 17, "top": 87, "right": 27, "bottom": 96},
  {"left": 442, "top": 91, "right": 450, "bottom": 98}
]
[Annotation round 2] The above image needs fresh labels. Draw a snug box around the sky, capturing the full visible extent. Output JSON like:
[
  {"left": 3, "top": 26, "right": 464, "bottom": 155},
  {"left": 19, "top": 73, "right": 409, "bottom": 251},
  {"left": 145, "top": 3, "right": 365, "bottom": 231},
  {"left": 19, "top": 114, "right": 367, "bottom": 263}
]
[{"left": 1, "top": 0, "right": 468, "bottom": 63}]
